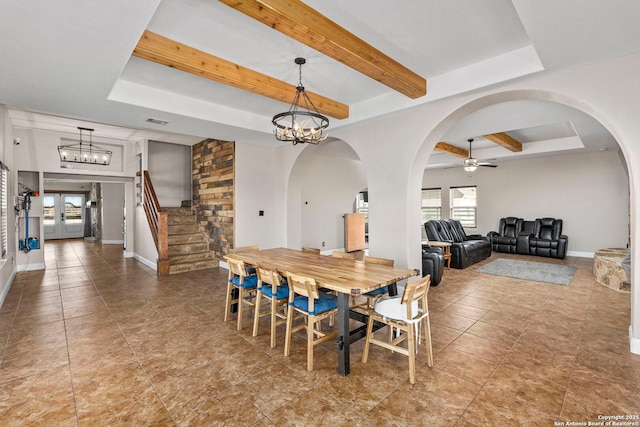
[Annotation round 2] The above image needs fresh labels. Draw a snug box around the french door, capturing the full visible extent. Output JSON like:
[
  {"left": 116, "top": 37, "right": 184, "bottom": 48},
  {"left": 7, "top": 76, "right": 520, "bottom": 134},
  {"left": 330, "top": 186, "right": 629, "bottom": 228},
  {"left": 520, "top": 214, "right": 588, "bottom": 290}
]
[{"left": 43, "top": 194, "right": 85, "bottom": 239}]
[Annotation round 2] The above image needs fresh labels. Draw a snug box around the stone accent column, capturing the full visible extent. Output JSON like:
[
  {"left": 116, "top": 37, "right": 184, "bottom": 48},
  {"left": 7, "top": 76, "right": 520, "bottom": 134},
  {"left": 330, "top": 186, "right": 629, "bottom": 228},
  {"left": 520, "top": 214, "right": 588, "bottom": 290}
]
[
  {"left": 192, "top": 139, "right": 234, "bottom": 260},
  {"left": 593, "top": 248, "right": 630, "bottom": 292}
]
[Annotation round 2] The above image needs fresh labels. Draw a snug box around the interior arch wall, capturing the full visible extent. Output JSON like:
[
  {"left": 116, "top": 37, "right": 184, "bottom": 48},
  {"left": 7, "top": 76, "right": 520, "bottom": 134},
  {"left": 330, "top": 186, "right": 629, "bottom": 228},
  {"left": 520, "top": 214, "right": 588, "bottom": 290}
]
[
  {"left": 286, "top": 139, "right": 366, "bottom": 251},
  {"left": 280, "top": 52, "right": 640, "bottom": 352},
  {"left": 406, "top": 88, "right": 639, "bottom": 353},
  {"left": 326, "top": 54, "right": 640, "bottom": 352}
]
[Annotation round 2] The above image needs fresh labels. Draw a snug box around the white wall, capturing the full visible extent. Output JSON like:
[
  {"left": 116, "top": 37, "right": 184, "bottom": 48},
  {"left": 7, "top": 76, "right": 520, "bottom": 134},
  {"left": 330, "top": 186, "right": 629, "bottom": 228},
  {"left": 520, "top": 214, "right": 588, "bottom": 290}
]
[
  {"left": 422, "top": 150, "right": 629, "bottom": 256},
  {"left": 148, "top": 141, "right": 191, "bottom": 207},
  {"left": 101, "top": 183, "right": 124, "bottom": 243},
  {"left": 234, "top": 142, "right": 287, "bottom": 249}
]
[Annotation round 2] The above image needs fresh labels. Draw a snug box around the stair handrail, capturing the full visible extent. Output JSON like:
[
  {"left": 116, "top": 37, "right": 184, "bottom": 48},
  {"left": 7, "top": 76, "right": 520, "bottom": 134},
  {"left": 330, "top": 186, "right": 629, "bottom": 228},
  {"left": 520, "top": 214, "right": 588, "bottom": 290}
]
[{"left": 142, "top": 171, "right": 169, "bottom": 274}]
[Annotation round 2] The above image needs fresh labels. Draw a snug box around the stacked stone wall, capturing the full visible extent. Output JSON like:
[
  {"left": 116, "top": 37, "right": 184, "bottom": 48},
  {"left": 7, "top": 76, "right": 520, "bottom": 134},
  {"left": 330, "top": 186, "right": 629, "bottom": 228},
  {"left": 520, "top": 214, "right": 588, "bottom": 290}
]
[{"left": 192, "top": 139, "right": 234, "bottom": 260}]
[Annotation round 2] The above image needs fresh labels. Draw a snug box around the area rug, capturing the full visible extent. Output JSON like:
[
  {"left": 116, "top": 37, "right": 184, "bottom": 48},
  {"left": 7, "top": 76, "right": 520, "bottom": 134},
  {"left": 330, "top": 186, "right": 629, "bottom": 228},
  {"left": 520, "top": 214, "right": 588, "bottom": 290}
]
[{"left": 474, "top": 258, "right": 577, "bottom": 285}]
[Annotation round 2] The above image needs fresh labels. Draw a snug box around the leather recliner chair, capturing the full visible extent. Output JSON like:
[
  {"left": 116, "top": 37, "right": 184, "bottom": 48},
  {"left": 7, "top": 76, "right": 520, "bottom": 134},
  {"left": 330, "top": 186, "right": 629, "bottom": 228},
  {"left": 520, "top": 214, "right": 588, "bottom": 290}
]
[
  {"left": 487, "top": 217, "right": 522, "bottom": 254},
  {"left": 421, "top": 247, "right": 444, "bottom": 286},
  {"left": 529, "top": 217, "right": 568, "bottom": 259}
]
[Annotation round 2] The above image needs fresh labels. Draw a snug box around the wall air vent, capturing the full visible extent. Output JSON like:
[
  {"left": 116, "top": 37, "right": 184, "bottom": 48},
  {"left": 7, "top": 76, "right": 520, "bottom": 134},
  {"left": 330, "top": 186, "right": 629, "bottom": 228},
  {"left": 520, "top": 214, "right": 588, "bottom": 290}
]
[{"left": 146, "top": 118, "right": 168, "bottom": 125}]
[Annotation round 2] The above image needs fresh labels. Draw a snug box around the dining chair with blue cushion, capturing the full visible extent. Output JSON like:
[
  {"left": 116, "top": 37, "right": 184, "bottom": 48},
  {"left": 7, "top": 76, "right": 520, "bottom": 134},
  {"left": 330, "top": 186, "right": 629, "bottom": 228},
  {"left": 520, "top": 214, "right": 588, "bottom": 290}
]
[
  {"left": 252, "top": 265, "right": 289, "bottom": 348},
  {"left": 224, "top": 257, "right": 259, "bottom": 331},
  {"left": 284, "top": 272, "right": 338, "bottom": 371},
  {"left": 362, "top": 275, "right": 433, "bottom": 384}
]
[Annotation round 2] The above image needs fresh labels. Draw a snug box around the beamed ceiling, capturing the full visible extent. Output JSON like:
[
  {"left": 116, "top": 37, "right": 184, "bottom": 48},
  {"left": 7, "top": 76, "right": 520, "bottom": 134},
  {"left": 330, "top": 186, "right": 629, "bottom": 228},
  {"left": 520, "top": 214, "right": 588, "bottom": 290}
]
[{"left": 0, "top": 0, "right": 638, "bottom": 167}]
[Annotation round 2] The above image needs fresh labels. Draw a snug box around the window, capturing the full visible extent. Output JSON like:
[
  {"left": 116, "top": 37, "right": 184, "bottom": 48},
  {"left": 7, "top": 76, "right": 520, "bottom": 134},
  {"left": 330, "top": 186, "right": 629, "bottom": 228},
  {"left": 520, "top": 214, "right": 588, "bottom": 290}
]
[
  {"left": 356, "top": 191, "right": 369, "bottom": 241},
  {"left": 421, "top": 188, "right": 441, "bottom": 222},
  {"left": 0, "top": 163, "right": 8, "bottom": 257},
  {"left": 356, "top": 191, "right": 368, "bottom": 220},
  {"left": 450, "top": 186, "right": 477, "bottom": 228}
]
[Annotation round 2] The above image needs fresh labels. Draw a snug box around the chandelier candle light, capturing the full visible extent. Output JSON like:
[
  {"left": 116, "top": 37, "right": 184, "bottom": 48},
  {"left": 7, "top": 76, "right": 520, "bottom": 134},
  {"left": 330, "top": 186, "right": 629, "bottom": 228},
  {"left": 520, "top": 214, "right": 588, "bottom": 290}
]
[
  {"left": 58, "top": 127, "right": 112, "bottom": 165},
  {"left": 272, "top": 58, "right": 329, "bottom": 145}
]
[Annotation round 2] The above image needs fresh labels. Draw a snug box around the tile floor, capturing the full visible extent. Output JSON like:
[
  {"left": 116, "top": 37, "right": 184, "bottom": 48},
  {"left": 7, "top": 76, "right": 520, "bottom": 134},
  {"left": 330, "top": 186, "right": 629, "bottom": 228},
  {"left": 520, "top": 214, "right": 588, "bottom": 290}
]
[{"left": 1, "top": 240, "right": 639, "bottom": 426}]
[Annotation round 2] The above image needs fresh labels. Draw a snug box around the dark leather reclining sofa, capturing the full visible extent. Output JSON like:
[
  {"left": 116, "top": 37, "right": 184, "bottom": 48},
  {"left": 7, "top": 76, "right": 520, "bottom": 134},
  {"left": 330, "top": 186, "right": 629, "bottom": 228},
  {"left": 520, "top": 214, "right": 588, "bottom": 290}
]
[
  {"left": 487, "top": 217, "right": 568, "bottom": 259},
  {"left": 424, "top": 219, "right": 491, "bottom": 269}
]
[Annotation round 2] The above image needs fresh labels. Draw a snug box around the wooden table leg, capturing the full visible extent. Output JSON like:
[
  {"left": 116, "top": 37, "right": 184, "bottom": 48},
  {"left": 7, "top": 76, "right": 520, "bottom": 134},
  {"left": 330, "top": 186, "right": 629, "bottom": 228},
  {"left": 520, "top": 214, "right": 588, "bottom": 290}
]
[{"left": 337, "top": 292, "right": 351, "bottom": 376}]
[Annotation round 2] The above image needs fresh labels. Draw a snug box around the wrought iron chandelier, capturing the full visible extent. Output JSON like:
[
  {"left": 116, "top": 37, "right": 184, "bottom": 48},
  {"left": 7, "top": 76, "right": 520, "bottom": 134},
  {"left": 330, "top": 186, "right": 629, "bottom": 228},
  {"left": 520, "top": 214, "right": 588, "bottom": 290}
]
[
  {"left": 58, "top": 127, "right": 112, "bottom": 165},
  {"left": 272, "top": 58, "right": 329, "bottom": 145}
]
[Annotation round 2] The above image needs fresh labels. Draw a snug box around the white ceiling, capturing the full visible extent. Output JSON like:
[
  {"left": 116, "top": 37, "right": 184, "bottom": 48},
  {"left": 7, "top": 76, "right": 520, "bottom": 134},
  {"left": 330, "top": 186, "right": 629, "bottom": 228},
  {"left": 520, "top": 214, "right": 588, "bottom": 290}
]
[{"left": 1, "top": 0, "right": 638, "bottom": 166}]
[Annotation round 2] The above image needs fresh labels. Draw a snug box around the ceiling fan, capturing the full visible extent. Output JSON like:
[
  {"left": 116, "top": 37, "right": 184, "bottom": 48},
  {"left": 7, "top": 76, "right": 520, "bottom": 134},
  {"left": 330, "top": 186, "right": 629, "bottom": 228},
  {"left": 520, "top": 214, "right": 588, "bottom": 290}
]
[{"left": 463, "top": 138, "right": 497, "bottom": 172}]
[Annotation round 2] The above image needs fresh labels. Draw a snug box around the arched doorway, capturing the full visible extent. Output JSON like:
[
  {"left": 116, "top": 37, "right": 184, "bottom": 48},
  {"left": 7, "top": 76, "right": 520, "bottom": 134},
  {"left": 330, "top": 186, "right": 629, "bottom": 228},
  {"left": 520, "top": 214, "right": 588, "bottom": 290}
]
[
  {"left": 408, "top": 89, "right": 634, "bottom": 350},
  {"left": 287, "top": 138, "right": 366, "bottom": 252}
]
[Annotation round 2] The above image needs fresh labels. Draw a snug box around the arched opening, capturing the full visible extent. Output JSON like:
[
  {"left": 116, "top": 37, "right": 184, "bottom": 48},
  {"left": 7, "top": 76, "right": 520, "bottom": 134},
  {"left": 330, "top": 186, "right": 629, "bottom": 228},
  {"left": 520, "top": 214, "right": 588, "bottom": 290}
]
[
  {"left": 408, "top": 89, "right": 634, "bottom": 351},
  {"left": 287, "top": 138, "right": 366, "bottom": 252},
  {"left": 422, "top": 98, "right": 628, "bottom": 255}
]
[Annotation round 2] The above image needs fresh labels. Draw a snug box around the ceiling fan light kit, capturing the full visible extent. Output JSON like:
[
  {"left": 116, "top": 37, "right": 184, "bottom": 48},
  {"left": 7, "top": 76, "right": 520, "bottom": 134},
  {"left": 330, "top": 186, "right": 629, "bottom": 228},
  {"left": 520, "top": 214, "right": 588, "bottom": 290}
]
[
  {"left": 463, "top": 157, "right": 478, "bottom": 172},
  {"left": 462, "top": 138, "right": 497, "bottom": 171},
  {"left": 272, "top": 58, "right": 329, "bottom": 145}
]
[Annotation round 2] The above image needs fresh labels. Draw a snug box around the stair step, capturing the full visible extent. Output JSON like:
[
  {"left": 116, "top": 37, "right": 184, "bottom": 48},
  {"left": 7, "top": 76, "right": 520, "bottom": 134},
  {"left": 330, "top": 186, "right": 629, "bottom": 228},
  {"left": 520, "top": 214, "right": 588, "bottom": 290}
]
[
  {"left": 170, "top": 252, "right": 216, "bottom": 264},
  {"left": 168, "top": 233, "right": 206, "bottom": 245},
  {"left": 168, "top": 224, "right": 200, "bottom": 234},
  {"left": 168, "top": 243, "right": 209, "bottom": 256},
  {"left": 169, "top": 259, "right": 218, "bottom": 274},
  {"left": 162, "top": 207, "right": 194, "bottom": 216},
  {"left": 167, "top": 215, "right": 197, "bottom": 225}
]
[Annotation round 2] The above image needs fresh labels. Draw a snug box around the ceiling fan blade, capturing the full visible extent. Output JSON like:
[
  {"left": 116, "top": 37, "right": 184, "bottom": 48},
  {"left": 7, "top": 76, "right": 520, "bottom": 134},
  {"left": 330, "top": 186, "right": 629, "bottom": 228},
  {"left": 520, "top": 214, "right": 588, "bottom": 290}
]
[{"left": 478, "top": 163, "right": 498, "bottom": 168}]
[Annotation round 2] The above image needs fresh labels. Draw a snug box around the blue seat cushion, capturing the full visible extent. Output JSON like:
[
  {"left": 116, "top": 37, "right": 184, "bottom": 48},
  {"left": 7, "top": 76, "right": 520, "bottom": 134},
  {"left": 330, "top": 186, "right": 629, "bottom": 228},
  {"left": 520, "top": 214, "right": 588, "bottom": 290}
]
[
  {"left": 364, "top": 286, "right": 388, "bottom": 297},
  {"left": 229, "top": 274, "right": 258, "bottom": 289},
  {"left": 290, "top": 292, "right": 337, "bottom": 315},
  {"left": 260, "top": 285, "right": 289, "bottom": 300}
]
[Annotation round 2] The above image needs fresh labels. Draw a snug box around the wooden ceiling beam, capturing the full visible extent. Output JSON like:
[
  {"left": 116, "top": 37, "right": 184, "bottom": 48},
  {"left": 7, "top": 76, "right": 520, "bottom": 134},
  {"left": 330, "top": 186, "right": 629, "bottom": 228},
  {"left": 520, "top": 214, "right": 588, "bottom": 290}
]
[
  {"left": 218, "top": 0, "right": 426, "bottom": 99},
  {"left": 434, "top": 142, "right": 469, "bottom": 159},
  {"left": 132, "top": 30, "right": 349, "bottom": 119},
  {"left": 483, "top": 132, "right": 522, "bottom": 152}
]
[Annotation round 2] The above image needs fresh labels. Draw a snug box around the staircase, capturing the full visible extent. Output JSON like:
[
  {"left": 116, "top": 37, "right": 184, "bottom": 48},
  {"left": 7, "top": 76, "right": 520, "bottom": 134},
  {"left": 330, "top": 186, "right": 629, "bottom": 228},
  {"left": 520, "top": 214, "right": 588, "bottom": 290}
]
[{"left": 164, "top": 207, "right": 218, "bottom": 274}]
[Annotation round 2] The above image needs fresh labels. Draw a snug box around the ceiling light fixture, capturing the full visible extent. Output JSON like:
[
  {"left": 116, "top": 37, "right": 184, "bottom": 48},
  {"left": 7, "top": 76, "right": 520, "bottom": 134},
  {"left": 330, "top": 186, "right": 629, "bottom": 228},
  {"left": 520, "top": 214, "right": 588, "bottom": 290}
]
[
  {"left": 272, "top": 58, "right": 329, "bottom": 145},
  {"left": 58, "top": 127, "right": 112, "bottom": 166},
  {"left": 463, "top": 139, "right": 478, "bottom": 172},
  {"left": 463, "top": 157, "right": 478, "bottom": 172}
]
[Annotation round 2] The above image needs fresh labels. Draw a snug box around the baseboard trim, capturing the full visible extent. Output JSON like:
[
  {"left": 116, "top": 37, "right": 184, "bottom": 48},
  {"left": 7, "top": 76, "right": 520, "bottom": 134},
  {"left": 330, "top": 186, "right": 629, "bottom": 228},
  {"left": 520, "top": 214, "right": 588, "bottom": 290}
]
[
  {"left": 0, "top": 269, "right": 16, "bottom": 309},
  {"left": 566, "top": 250, "right": 594, "bottom": 258},
  {"left": 134, "top": 254, "right": 157, "bottom": 271},
  {"left": 630, "top": 325, "right": 640, "bottom": 355},
  {"left": 102, "top": 240, "right": 124, "bottom": 245},
  {"left": 17, "top": 262, "right": 46, "bottom": 272}
]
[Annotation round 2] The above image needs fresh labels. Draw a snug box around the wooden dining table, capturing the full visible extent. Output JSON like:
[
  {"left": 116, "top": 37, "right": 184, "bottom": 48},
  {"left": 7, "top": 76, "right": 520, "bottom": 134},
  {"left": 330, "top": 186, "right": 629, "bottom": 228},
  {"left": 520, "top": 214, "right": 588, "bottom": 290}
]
[{"left": 224, "top": 247, "right": 418, "bottom": 376}]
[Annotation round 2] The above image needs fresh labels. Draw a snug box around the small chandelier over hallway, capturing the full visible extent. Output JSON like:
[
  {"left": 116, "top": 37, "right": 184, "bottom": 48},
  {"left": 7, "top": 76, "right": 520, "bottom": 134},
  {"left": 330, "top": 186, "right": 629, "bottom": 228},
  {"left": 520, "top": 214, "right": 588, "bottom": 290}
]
[
  {"left": 58, "top": 127, "right": 112, "bottom": 165},
  {"left": 272, "top": 58, "right": 329, "bottom": 145}
]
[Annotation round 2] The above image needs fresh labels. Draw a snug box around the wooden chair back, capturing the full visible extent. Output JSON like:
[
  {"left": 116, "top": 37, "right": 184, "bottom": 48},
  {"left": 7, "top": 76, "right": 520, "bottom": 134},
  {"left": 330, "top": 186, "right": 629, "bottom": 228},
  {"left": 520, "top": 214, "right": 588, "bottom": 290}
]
[
  {"left": 230, "top": 245, "right": 259, "bottom": 254},
  {"left": 401, "top": 275, "right": 431, "bottom": 319},
  {"left": 227, "top": 258, "right": 248, "bottom": 278},
  {"left": 302, "top": 247, "right": 321, "bottom": 254},
  {"left": 364, "top": 256, "right": 394, "bottom": 267},
  {"left": 287, "top": 272, "right": 320, "bottom": 312},
  {"left": 332, "top": 251, "right": 356, "bottom": 260},
  {"left": 256, "top": 265, "right": 281, "bottom": 293}
]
